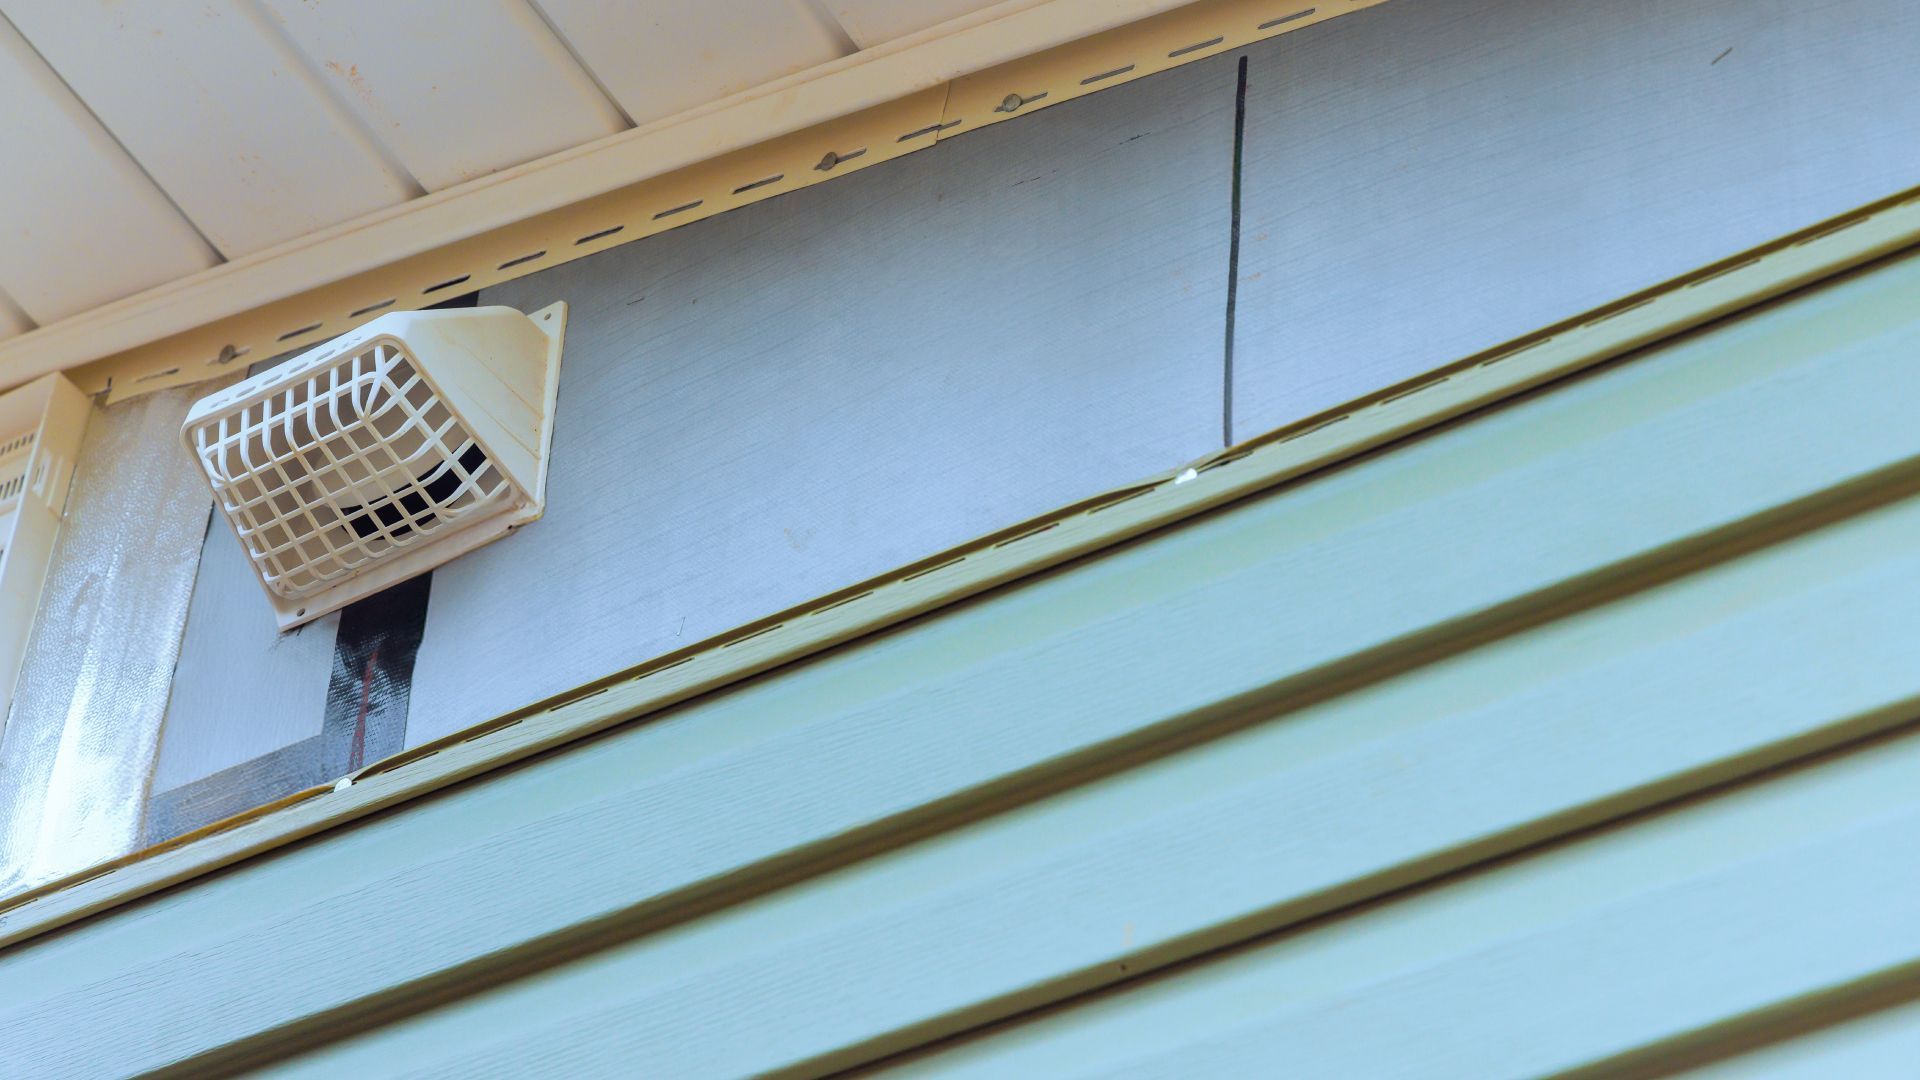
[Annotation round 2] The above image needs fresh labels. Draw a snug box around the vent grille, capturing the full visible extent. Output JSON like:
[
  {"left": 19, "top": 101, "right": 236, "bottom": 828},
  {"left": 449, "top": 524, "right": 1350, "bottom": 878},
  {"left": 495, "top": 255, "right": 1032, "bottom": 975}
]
[
  {"left": 0, "top": 427, "right": 50, "bottom": 511},
  {"left": 183, "top": 303, "right": 567, "bottom": 629},
  {"left": 192, "top": 343, "right": 513, "bottom": 600}
]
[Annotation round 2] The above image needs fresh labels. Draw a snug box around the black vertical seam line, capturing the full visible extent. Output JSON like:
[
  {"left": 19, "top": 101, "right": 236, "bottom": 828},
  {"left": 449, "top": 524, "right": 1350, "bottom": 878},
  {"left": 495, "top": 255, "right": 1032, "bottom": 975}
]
[{"left": 1223, "top": 54, "right": 1250, "bottom": 448}]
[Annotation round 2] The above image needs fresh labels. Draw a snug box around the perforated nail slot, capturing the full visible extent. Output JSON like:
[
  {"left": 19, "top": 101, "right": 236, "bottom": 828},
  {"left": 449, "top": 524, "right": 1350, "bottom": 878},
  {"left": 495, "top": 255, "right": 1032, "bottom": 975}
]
[
  {"left": 897, "top": 119, "right": 962, "bottom": 142},
  {"left": 1259, "top": 9, "right": 1316, "bottom": 29},
  {"left": 1169, "top": 37, "right": 1224, "bottom": 58},
  {"left": 1081, "top": 65, "right": 1135, "bottom": 85}
]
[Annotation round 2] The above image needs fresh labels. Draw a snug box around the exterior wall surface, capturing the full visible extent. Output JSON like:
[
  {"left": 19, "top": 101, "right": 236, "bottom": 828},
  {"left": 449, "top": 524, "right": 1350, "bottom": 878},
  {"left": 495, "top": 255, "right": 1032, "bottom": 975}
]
[
  {"left": 139, "top": 0, "right": 1920, "bottom": 841},
  {"left": 2, "top": 0, "right": 1920, "bottom": 1076},
  {"left": 5, "top": 227, "right": 1920, "bottom": 1077}
]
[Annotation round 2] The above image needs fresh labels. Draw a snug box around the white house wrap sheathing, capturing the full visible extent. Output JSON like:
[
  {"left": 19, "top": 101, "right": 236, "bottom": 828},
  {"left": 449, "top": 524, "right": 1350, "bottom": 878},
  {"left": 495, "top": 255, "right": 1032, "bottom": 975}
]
[{"left": 0, "top": 386, "right": 221, "bottom": 895}]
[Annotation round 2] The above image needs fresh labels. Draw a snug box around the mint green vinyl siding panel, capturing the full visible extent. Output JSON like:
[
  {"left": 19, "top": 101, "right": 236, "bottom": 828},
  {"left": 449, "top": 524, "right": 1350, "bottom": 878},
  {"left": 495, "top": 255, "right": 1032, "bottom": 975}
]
[
  {"left": 895, "top": 717, "right": 1920, "bottom": 1078},
  {"left": 280, "top": 481, "right": 1920, "bottom": 1078},
  {"left": 1682, "top": 998, "right": 1920, "bottom": 1079},
  {"left": 6, "top": 237, "right": 1920, "bottom": 1073}
]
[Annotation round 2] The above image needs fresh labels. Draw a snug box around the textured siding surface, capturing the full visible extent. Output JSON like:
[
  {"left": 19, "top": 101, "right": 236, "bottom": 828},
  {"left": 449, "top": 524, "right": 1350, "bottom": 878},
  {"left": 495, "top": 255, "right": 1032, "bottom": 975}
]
[
  {"left": 6, "top": 222, "right": 1920, "bottom": 1076},
  {"left": 1230, "top": 0, "right": 1920, "bottom": 436},
  {"left": 406, "top": 56, "right": 1237, "bottom": 746}
]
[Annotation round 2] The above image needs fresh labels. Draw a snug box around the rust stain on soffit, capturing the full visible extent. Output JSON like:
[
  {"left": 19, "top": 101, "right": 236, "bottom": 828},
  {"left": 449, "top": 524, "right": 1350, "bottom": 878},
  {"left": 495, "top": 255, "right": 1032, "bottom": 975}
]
[{"left": 7, "top": 0, "right": 1388, "bottom": 403}]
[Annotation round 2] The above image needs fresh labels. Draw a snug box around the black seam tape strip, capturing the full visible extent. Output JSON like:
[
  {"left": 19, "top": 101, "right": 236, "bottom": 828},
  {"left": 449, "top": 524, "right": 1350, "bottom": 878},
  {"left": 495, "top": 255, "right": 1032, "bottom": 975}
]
[{"left": 321, "top": 572, "right": 432, "bottom": 778}]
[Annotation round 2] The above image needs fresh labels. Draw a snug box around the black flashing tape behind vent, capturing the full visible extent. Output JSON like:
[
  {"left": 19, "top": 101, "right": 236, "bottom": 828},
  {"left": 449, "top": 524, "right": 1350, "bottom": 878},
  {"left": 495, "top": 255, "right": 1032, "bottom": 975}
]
[{"left": 321, "top": 573, "right": 432, "bottom": 777}]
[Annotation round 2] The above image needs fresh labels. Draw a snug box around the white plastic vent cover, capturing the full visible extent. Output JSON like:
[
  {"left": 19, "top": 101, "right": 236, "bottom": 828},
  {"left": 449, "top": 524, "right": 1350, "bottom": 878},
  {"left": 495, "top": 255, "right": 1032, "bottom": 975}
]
[{"left": 184, "top": 303, "right": 566, "bottom": 630}]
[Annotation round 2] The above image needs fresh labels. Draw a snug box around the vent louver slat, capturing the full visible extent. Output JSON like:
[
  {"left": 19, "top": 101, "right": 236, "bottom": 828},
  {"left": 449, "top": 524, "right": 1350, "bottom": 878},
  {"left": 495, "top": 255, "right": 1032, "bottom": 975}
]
[{"left": 0, "top": 374, "right": 90, "bottom": 731}]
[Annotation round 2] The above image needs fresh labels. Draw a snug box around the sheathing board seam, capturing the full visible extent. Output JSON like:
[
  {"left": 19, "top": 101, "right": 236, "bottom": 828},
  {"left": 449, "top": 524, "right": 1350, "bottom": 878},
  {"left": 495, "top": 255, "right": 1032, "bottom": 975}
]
[
  {"left": 59, "top": 0, "right": 1389, "bottom": 403},
  {"left": 3, "top": 177, "right": 1920, "bottom": 950}
]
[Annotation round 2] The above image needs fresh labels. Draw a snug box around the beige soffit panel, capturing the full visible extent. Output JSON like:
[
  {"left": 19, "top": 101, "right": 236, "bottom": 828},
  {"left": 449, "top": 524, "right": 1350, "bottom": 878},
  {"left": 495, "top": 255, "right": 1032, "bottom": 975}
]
[
  {"left": 3, "top": 180, "right": 1918, "bottom": 952},
  {"left": 256, "top": 0, "right": 629, "bottom": 192},
  {"left": 0, "top": 291, "right": 30, "bottom": 343},
  {"left": 2, "top": 1, "right": 422, "bottom": 259},
  {"left": 531, "top": 0, "right": 858, "bottom": 126},
  {"left": 0, "top": 13, "right": 219, "bottom": 324},
  {"left": 0, "top": 0, "right": 1349, "bottom": 400},
  {"left": 828, "top": 0, "right": 1007, "bottom": 48}
]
